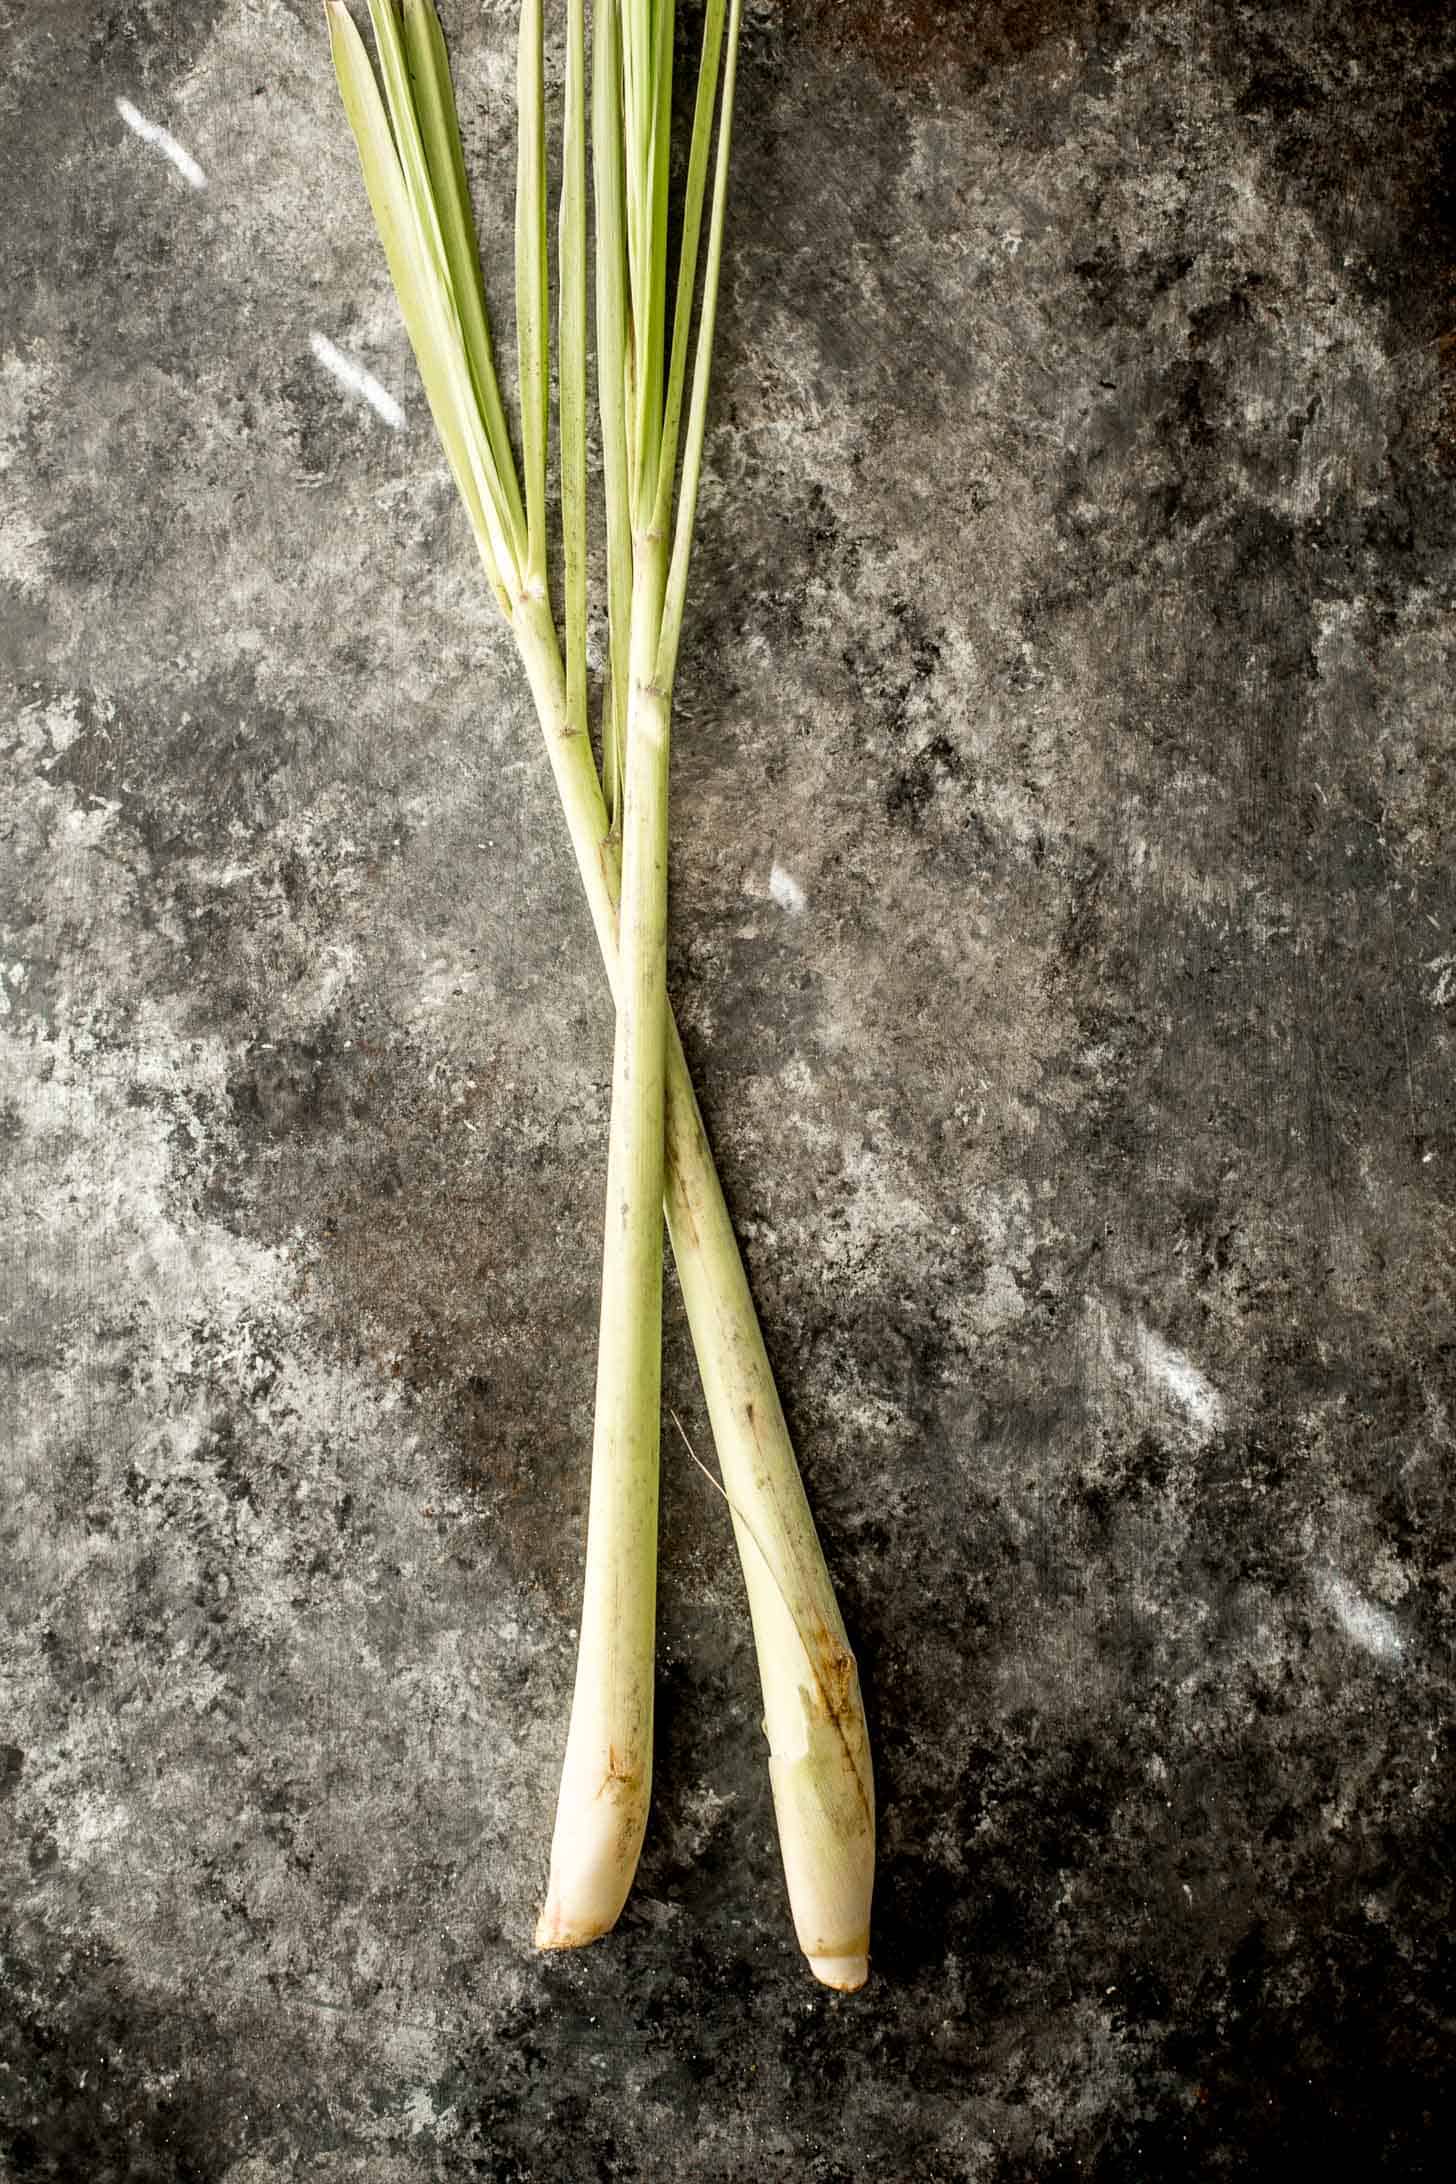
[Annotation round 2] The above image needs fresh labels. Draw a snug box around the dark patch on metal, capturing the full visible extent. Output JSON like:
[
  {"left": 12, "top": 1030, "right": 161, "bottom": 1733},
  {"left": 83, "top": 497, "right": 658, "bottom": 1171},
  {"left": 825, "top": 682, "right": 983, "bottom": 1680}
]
[{"left": 793, "top": 0, "right": 1114, "bottom": 82}]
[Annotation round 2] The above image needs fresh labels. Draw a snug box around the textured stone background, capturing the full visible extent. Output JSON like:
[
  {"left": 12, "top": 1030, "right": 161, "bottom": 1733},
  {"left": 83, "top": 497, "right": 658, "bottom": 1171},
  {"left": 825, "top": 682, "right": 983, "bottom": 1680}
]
[{"left": 2, "top": 1, "right": 1454, "bottom": 2177}]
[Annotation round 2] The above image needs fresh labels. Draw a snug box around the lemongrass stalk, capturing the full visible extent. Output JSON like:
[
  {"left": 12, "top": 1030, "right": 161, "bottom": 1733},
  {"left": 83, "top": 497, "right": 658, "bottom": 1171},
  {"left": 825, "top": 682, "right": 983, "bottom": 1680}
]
[
  {"left": 537, "top": 0, "right": 673, "bottom": 1947},
  {"left": 667, "top": 1128, "right": 874, "bottom": 1991},
  {"left": 328, "top": 0, "right": 874, "bottom": 1988},
  {"left": 532, "top": 545, "right": 670, "bottom": 1949},
  {"left": 533, "top": 0, "right": 664, "bottom": 1950},
  {"left": 650, "top": 0, "right": 873, "bottom": 1986}
]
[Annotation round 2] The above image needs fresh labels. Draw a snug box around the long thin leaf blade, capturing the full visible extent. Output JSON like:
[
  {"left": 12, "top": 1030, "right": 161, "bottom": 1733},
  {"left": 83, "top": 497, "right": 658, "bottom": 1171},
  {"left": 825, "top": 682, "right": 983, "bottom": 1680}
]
[
  {"left": 655, "top": 0, "right": 742, "bottom": 693},
  {"left": 401, "top": 0, "right": 528, "bottom": 563},
  {"left": 327, "top": 1, "right": 509, "bottom": 608},
  {"left": 651, "top": 0, "right": 726, "bottom": 539},
  {"left": 515, "top": 0, "right": 549, "bottom": 588},
  {"left": 622, "top": 0, "right": 655, "bottom": 513},
  {"left": 622, "top": 0, "right": 651, "bottom": 322},
  {"left": 559, "top": 0, "right": 588, "bottom": 742},
  {"left": 364, "top": 0, "right": 453, "bottom": 289},
  {"left": 593, "top": 0, "right": 632, "bottom": 822},
  {"left": 362, "top": 0, "right": 521, "bottom": 589},
  {"left": 638, "top": 0, "right": 675, "bottom": 510}
]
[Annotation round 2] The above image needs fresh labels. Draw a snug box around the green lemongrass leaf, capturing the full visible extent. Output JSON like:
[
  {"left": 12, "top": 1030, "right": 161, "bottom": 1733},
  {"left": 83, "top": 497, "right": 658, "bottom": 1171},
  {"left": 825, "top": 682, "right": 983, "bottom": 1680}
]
[
  {"left": 361, "top": 0, "right": 520, "bottom": 583},
  {"left": 621, "top": 0, "right": 651, "bottom": 308},
  {"left": 655, "top": 0, "right": 742, "bottom": 694},
  {"left": 362, "top": 0, "right": 438, "bottom": 232},
  {"left": 541, "top": 0, "right": 685, "bottom": 1956},
  {"left": 593, "top": 0, "right": 632, "bottom": 823},
  {"left": 327, "top": 1, "right": 511, "bottom": 611},
  {"left": 401, "top": 0, "right": 528, "bottom": 564},
  {"left": 637, "top": 0, "right": 675, "bottom": 511},
  {"left": 363, "top": 1, "right": 462, "bottom": 317},
  {"left": 650, "top": 0, "right": 726, "bottom": 541},
  {"left": 620, "top": 0, "right": 669, "bottom": 516},
  {"left": 621, "top": 0, "right": 655, "bottom": 496},
  {"left": 559, "top": 0, "right": 588, "bottom": 742},
  {"left": 515, "top": 0, "right": 549, "bottom": 589}
]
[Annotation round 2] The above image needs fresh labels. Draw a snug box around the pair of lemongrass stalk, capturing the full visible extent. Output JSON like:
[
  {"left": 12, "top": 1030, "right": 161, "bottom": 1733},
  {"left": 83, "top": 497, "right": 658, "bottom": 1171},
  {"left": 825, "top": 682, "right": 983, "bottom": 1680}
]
[{"left": 327, "top": 0, "right": 873, "bottom": 1989}]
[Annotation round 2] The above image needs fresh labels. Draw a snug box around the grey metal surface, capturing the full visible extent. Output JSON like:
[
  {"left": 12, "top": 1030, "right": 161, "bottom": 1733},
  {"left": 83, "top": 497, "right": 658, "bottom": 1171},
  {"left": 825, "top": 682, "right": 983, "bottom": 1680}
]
[{"left": 2, "top": 3, "right": 1453, "bottom": 2177}]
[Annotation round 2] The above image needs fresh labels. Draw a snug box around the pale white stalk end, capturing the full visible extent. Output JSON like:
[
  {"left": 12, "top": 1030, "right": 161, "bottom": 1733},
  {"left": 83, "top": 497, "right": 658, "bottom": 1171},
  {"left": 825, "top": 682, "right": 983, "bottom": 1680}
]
[
  {"left": 762, "top": 1626, "right": 875, "bottom": 1994},
  {"left": 807, "top": 1952, "right": 869, "bottom": 1993},
  {"left": 534, "top": 1736, "right": 650, "bottom": 1951}
]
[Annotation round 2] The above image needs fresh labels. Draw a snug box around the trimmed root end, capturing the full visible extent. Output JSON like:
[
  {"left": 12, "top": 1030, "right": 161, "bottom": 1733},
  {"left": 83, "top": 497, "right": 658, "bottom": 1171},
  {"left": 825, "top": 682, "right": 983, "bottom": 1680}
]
[
  {"left": 533, "top": 1897, "right": 613, "bottom": 1952},
  {"left": 533, "top": 1755, "right": 647, "bottom": 1953},
  {"left": 807, "top": 1951, "right": 869, "bottom": 1993}
]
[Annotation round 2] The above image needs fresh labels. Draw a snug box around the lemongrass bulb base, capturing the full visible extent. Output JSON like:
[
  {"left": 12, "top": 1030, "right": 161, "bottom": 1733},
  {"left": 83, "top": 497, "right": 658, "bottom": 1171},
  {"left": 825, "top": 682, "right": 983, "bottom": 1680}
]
[
  {"left": 535, "top": 1742, "right": 650, "bottom": 1951},
  {"left": 768, "top": 1707, "right": 874, "bottom": 1992}
]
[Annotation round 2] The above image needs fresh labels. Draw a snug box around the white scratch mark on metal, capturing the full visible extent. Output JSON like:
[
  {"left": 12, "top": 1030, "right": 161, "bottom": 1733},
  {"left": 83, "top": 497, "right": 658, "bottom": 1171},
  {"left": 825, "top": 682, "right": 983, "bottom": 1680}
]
[
  {"left": 309, "top": 333, "right": 406, "bottom": 430},
  {"left": 1424, "top": 953, "right": 1456, "bottom": 1009},
  {"left": 1316, "top": 1569, "right": 1404, "bottom": 1663},
  {"left": 1136, "top": 1323, "right": 1225, "bottom": 1439},
  {"left": 769, "top": 862, "right": 807, "bottom": 915},
  {"left": 115, "top": 97, "right": 207, "bottom": 191}
]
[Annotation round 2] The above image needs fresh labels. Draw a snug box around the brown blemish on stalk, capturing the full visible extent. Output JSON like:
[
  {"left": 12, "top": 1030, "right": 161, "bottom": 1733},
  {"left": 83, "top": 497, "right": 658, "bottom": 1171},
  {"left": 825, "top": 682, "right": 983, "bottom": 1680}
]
[
  {"left": 597, "top": 839, "right": 617, "bottom": 898},
  {"left": 604, "top": 1760, "right": 649, "bottom": 1880},
  {"left": 742, "top": 1401, "right": 874, "bottom": 1837},
  {"left": 594, "top": 1745, "right": 639, "bottom": 1801},
  {"left": 665, "top": 1180, "right": 703, "bottom": 1258},
  {"left": 801, "top": 1618, "right": 875, "bottom": 1839}
]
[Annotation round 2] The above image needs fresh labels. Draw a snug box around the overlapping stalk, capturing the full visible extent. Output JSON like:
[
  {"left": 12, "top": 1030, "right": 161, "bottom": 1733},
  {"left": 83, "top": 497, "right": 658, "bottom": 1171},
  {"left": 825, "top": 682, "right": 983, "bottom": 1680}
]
[
  {"left": 539, "top": 0, "right": 682, "bottom": 1958},
  {"left": 326, "top": 0, "right": 874, "bottom": 1989}
]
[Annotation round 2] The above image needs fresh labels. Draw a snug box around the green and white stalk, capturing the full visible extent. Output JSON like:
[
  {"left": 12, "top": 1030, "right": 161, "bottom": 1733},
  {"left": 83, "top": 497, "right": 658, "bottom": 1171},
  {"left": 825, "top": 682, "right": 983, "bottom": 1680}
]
[
  {"left": 326, "top": 0, "right": 873, "bottom": 1988},
  {"left": 539, "top": 0, "right": 704, "bottom": 1950},
  {"left": 534, "top": 0, "right": 668, "bottom": 1950}
]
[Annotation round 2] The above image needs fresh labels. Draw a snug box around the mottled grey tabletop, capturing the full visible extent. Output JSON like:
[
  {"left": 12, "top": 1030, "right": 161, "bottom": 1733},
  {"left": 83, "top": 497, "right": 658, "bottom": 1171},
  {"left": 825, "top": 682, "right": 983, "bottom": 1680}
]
[{"left": 3, "top": 3, "right": 1454, "bottom": 2179}]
